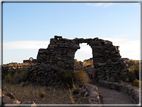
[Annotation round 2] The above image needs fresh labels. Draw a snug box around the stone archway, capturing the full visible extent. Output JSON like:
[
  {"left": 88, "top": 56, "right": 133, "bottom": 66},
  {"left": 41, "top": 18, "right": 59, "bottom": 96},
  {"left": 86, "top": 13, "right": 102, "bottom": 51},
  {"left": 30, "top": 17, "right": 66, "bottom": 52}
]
[{"left": 37, "top": 36, "right": 129, "bottom": 82}]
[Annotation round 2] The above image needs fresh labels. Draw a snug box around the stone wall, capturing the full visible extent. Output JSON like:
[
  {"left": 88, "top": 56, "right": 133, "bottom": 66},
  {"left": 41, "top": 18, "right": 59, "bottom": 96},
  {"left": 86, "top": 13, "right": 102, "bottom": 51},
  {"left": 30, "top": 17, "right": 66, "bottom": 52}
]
[
  {"left": 37, "top": 36, "right": 129, "bottom": 82},
  {"left": 98, "top": 80, "right": 140, "bottom": 104},
  {"left": 37, "top": 36, "right": 80, "bottom": 71}
]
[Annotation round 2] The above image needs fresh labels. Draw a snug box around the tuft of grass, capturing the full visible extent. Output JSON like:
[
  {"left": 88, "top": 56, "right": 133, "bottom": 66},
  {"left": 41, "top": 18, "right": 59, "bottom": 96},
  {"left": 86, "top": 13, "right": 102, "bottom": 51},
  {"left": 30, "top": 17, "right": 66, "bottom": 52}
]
[{"left": 64, "top": 86, "right": 75, "bottom": 104}]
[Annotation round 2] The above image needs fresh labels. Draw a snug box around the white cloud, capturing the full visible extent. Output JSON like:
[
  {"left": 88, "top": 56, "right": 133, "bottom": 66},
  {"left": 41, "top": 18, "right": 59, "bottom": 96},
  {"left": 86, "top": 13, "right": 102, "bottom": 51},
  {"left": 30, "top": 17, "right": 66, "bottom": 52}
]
[
  {"left": 102, "top": 36, "right": 140, "bottom": 60},
  {"left": 86, "top": 3, "right": 113, "bottom": 7},
  {"left": 3, "top": 37, "right": 140, "bottom": 64},
  {"left": 75, "top": 36, "right": 140, "bottom": 61},
  {"left": 78, "top": 46, "right": 92, "bottom": 54},
  {"left": 3, "top": 41, "right": 49, "bottom": 50}
]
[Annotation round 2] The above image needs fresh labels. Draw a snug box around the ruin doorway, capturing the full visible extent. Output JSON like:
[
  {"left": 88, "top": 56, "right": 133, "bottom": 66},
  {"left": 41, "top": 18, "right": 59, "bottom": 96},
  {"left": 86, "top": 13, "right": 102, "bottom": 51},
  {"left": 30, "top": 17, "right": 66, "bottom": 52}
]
[{"left": 74, "top": 43, "right": 95, "bottom": 82}]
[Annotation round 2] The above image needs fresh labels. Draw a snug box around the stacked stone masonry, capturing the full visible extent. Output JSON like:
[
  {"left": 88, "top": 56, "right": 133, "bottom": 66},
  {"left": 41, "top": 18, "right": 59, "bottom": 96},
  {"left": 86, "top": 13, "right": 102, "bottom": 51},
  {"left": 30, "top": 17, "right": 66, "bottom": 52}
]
[{"left": 36, "top": 36, "right": 129, "bottom": 84}]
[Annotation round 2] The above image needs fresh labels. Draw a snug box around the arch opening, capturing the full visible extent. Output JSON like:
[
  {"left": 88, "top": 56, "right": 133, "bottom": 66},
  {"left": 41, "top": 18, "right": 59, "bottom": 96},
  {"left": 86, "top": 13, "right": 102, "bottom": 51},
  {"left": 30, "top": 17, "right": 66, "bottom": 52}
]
[{"left": 74, "top": 43, "right": 93, "bottom": 67}]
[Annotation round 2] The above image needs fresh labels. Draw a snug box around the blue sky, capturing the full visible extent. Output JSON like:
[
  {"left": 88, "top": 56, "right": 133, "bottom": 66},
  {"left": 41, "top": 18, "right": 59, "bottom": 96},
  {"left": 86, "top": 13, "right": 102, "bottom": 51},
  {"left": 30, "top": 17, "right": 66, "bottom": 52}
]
[{"left": 2, "top": 2, "right": 140, "bottom": 64}]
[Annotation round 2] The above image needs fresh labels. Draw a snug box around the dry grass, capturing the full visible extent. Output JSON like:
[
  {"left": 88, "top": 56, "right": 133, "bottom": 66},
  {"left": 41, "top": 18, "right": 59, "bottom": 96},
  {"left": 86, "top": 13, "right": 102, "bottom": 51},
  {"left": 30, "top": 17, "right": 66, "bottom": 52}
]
[
  {"left": 2, "top": 81, "right": 71, "bottom": 104},
  {"left": 75, "top": 70, "right": 89, "bottom": 87},
  {"left": 2, "top": 63, "right": 89, "bottom": 104}
]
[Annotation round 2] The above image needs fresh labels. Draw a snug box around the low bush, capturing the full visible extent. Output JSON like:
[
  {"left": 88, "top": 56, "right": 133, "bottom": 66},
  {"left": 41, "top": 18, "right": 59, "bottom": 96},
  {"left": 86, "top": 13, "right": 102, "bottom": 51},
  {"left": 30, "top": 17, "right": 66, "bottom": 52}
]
[
  {"left": 58, "top": 69, "right": 89, "bottom": 87},
  {"left": 39, "top": 91, "right": 46, "bottom": 98},
  {"left": 132, "top": 79, "right": 141, "bottom": 88}
]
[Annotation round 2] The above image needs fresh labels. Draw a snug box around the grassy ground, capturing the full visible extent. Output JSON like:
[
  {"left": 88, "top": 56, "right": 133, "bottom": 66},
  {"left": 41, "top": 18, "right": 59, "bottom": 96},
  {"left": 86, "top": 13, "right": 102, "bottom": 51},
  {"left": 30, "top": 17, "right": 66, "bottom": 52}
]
[{"left": 2, "top": 81, "right": 72, "bottom": 104}]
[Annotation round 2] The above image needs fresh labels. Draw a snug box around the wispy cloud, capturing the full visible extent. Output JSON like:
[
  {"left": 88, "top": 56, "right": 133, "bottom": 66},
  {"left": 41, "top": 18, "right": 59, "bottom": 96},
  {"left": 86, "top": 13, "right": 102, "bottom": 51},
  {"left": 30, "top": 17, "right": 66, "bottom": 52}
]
[
  {"left": 3, "top": 41, "right": 49, "bottom": 50},
  {"left": 86, "top": 3, "right": 113, "bottom": 7}
]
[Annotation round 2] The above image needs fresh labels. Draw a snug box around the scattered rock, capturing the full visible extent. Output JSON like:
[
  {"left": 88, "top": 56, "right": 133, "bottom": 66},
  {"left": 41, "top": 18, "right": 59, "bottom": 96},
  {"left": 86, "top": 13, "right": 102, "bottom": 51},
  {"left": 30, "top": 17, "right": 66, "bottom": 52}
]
[
  {"left": 79, "top": 87, "right": 87, "bottom": 95},
  {"left": 3, "top": 96, "right": 21, "bottom": 104},
  {"left": 2, "top": 92, "right": 36, "bottom": 106},
  {"left": 84, "top": 92, "right": 89, "bottom": 97},
  {"left": 6, "top": 92, "right": 15, "bottom": 99},
  {"left": 18, "top": 100, "right": 37, "bottom": 107},
  {"left": 3, "top": 96, "right": 11, "bottom": 104}
]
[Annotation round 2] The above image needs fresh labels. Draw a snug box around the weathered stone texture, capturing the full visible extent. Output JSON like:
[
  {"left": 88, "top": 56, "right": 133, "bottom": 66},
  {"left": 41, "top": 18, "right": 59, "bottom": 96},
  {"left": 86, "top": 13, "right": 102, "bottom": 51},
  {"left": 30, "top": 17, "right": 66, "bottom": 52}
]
[{"left": 36, "top": 36, "right": 129, "bottom": 83}]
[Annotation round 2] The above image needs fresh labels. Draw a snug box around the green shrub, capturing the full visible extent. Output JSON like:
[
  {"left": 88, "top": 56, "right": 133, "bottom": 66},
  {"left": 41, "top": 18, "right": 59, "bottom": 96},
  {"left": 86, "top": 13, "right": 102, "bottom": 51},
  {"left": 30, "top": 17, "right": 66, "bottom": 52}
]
[
  {"left": 132, "top": 79, "right": 141, "bottom": 88},
  {"left": 39, "top": 92, "right": 46, "bottom": 98},
  {"left": 58, "top": 69, "right": 89, "bottom": 87}
]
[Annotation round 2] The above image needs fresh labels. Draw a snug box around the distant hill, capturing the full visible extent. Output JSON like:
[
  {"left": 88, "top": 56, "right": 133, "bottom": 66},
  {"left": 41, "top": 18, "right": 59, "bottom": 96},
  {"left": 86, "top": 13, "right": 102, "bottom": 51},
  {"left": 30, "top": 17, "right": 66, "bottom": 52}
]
[{"left": 83, "top": 57, "right": 141, "bottom": 67}]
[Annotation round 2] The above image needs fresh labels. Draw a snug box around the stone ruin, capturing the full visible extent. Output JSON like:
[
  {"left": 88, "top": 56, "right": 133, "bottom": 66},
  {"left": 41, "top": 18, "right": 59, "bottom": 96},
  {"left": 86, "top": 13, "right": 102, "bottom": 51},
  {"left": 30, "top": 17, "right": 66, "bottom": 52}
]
[
  {"left": 29, "top": 36, "right": 129, "bottom": 85},
  {"left": 2, "top": 35, "right": 129, "bottom": 86}
]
